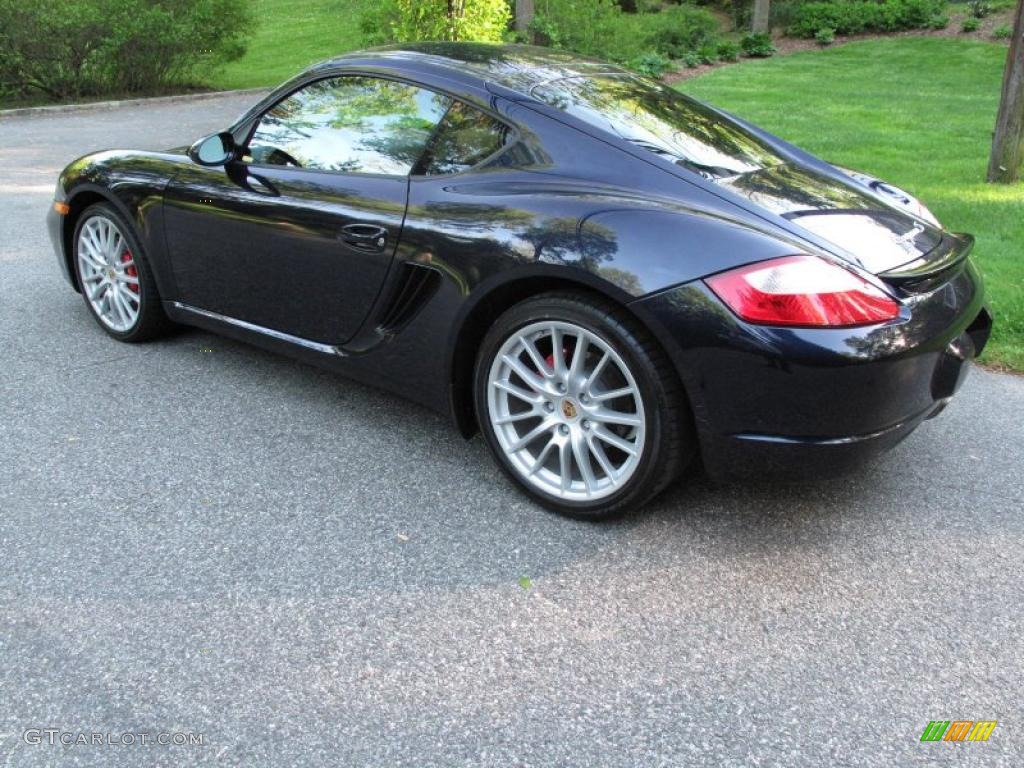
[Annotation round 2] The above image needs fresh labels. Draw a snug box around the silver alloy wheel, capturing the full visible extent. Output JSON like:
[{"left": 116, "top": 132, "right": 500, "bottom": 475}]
[
  {"left": 76, "top": 215, "right": 141, "bottom": 333},
  {"left": 487, "top": 320, "right": 646, "bottom": 502}
]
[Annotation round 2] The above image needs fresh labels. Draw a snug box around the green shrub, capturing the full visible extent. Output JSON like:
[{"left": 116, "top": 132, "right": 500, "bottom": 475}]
[
  {"left": 360, "top": 0, "right": 402, "bottom": 45},
  {"left": 717, "top": 40, "right": 741, "bottom": 61},
  {"left": 961, "top": 16, "right": 980, "bottom": 32},
  {"left": 787, "top": 0, "right": 947, "bottom": 38},
  {"left": 968, "top": 0, "right": 993, "bottom": 18},
  {"left": 681, "top": 51, "right": 702, "bottom": 67},
  {"left": 769, "top": 0, "right": 803, "bottom": 30},
  {"left": 636, "top": 4, "right": 721, "bottom": 60},
  {"left": 527, "top": 13, "right": 564, "bottom": 46},
  {"left": 526, "top": 0, "right": 622, "bottom": 56},
  {"left": 392, "top": 0, "right": 510, "bottom": 42},
  {"left": 697, "top": 42, "right": 721, "bottom": 64},
  {"left": 526, "top": 1, "right": 721, "bottom": 64},
  {"left": 0, "top": 0, "right": 253, "bottom": 101},
  {"left": 992, "top": 23, "right": 1012, "bottom": 38},
  {"left": 740, "top": 32, "right": 776, "bottom": 57},
  {"left": 630, "top": 51, "right": 672, "bottom": 77},
  {"left": 815, "top": 26, "right": 836, "bottom": 45},
  {"left": 928, "top": 13, "right": 948, "bottom": 28}
]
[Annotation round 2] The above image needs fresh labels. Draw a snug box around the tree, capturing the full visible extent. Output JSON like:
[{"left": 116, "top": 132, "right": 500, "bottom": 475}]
[
  {"left": 394, "top": 0, "right": 511, "bottom": 42},
  {"left": 516, "top": 0, "right": 534, "bottom": 38},
  {"left": 752, "top": 0, "right": 771, "bottom": 35},
  {"left": 988, "top": 0, "right": 1024, "bottom": 183}
]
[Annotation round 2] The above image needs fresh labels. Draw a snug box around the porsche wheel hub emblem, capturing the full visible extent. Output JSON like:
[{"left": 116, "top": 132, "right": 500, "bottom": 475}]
[{"left": 561, "top": 400, "right": 578, "bottom": 420}]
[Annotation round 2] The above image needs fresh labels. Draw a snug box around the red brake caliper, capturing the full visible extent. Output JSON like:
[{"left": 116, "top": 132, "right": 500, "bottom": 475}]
[
  {"left": 121, "top": 249, "right": 139, "bottom": 294},
  {"left": 542, "top": 348, "right": 569, "bottom": 373}
]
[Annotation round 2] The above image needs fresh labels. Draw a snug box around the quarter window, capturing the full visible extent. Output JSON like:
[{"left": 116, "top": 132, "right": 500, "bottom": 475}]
[
  {"left": 247, "top": 77, "right": 452, "bottom": 175},
  {"left": 418, "top": 101, "right": 512, "bottom": 176}
]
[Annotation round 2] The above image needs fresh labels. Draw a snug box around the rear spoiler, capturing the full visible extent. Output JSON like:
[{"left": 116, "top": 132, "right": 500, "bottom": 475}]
[{"left": 879, "top": 233, "right": 974, "bottom": 288}]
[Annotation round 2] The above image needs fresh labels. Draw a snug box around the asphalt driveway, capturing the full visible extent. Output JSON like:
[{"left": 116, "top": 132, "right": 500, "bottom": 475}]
[{"left": 0, "top": 95, "right": 1021, "bottom": 767}]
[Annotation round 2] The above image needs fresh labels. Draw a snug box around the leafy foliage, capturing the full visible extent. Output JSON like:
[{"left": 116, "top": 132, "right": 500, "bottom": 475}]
[
  {"left": 682, "top": 51, "right": 703, "bottom": 67},
  {"left": 991, "top": 23, "right": 1011, "bottom": 39},
  {"left": 717, "top": 41, "right": 742, "bottom": 61},
  {"left": 630, "top": 51, "right": 673, "bottom": 77},
  {"left": 526, "top": 1, "right": 720, "bottom": 65},
  {"left": 815, "top": 26, "right": 836, "bottom": 45},
  {"left": 968, "top": 0, "right": 993, "bottom": 19},
  {"left": 740, "top": 32, "right": 776, "bottom": 57},
  {"left": 0, "top": 0, "right": 252, "bottom": 100},
  {"left": 961, "top": 16, "right": 980, "bottom": 32},
  {"left": 391, "top": 0, "right": 511, "bottom": 42},
  {"left": 787, "top": 0, "right": 947, "bottom": 38}
]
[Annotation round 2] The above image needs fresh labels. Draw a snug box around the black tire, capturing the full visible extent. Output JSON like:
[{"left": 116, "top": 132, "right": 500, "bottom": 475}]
[
  {"left": 474, "top": 291, "right": 695, "bottom": 519},
  {"left": 72, "top": 202, "right": 172, "bottom": 342}
]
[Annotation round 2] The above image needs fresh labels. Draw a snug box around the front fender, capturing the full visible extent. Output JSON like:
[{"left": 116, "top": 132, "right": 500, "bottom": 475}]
[{"left": 55, "top": 150, "right": 186, "bottom": 299}]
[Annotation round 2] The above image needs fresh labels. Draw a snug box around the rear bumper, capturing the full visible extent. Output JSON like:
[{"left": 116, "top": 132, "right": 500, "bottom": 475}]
[{"left": 632, "top": 258, "right": 991, "bottom": 481}]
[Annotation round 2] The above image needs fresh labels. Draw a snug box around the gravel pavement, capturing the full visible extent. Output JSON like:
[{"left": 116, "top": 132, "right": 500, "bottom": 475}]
[{"left": 1, "top": 95, "right": 1022, "bottom": 767}]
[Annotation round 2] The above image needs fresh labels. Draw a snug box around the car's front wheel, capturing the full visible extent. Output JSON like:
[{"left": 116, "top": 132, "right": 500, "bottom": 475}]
[
  {"left": 475, "top": 292, "right": 694, "bottom": 518},
  {"left": 73, "top": 202, "right": 171, "bottom": 342}
]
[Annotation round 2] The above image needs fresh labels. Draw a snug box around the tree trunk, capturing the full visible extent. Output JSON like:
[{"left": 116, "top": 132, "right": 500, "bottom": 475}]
[
  {"left": 988, "top": 0, "right": 1024, "bottom": 183},
  {"left": 516, "top": 0, "right": 535, "bottom": 39},
  {"left": 752, "top": 0, "right": 771, "bottom": 35}
]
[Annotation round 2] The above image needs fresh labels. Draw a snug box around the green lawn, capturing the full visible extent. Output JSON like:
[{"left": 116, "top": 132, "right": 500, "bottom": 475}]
[
  {"left": 682, "top": 37, "right": 1024, "bottom": 371},
  {"left": 211, "top": 0, "right": 366, "bottom": 90}
]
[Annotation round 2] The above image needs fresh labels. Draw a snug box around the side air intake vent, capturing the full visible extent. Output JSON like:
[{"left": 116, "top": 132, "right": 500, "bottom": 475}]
[{"left": 376, "top": 263, "right": 441, "bottom": 333}]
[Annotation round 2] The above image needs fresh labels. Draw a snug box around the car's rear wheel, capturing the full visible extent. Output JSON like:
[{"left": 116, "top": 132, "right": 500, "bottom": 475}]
[
  {"left": 475, "top": 292, "right": 694, "bottom": 518},
  {"left": 73, "top": 202, "right": 170, "bottom": 342}
]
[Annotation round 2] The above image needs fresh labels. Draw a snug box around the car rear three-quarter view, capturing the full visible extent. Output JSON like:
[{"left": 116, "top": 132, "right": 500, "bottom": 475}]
[{"left": 46, "top": 42, "right": 992, "bottom": 518}]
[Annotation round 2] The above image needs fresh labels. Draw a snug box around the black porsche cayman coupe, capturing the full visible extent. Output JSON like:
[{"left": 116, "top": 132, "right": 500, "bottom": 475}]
[{"left": 48, "top": 43, "right": 991, "bottom": 517}]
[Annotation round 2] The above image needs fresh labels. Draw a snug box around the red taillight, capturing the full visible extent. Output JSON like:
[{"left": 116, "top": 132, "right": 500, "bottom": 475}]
[{"left": 705, "top": 255, "right": 900, "bottom": 328}]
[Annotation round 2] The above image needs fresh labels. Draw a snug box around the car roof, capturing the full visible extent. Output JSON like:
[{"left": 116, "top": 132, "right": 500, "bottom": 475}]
[{"left": 318, "top": 42, "right": 629, "bottom": 102}]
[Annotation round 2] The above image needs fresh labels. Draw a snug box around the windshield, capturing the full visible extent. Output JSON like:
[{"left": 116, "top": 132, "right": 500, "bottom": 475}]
[{"left": 530, "top": 74, "right": 786, "bottom": 179}]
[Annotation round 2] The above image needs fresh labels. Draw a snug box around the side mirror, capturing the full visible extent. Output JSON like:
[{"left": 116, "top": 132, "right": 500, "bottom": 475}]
[{"left": 188, "top": 132, "right": 237, "bottom": 167}]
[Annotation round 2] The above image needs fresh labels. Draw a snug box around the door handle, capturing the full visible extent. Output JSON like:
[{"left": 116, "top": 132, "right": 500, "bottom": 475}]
[{"left": 339, "top": 223, "right": 388, "bottom": 252}]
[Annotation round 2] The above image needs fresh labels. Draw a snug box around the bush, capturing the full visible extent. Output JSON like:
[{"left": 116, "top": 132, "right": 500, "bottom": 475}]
[
  {"left": 360, "top": 0, "right": 402, "bottom": 45},
  {"left": 928, "top": 13, "right": 949, "bottom": 28},
  {"left": 992, "top": 23, "right": 1012, "bottom": 38},
  {"left": 525, "top": 1, "right": 721, "bottom": 65},
  {"left": 391, "top": 0, "right": 510, "bottom": 42},
  {"left": 740, "top": 32, "right": 776, "bottom": 57},
  {"left": 0, "top": 0, "right": 252, "bottom": 101},
  {"left": 717, "top": 40, "right": 741, "bottom": 61},
  {"left": 769, "top": 0, "right": 804, "bottom": 30},
  {"left": 697, "top": 42, "right": 721, "bottom": 64},
  {"left": 968, "top": 0, "right": 993, "bottom": 19},
  {"left": 961, "top": 16, "right": 980, "bottom": 32},
  {"left": 815, "top": 26, "right": 836, "bottom": 44},
  {"left": 634, "top": 5, "right": 721, "bottom": 60},
  {"left": 527, "top": 13, "right": 564, "bottom": 46},
  {"left": 681, "top": 51, "right": 702, "bottom": 67},
  {"left": 630, "top": 51, "right": 672, "bottom": 77},
  {"left": 787, "top": 0, "right": 947, "bottom": 38}
]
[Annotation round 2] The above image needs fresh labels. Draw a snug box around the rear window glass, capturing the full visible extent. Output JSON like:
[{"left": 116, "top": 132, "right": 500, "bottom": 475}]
[
  {"left": 419, "top": 101, "right": 512, "bottom": 176},
  {"left": 530, "top": 74, "right": 785, "bottom": 179}
]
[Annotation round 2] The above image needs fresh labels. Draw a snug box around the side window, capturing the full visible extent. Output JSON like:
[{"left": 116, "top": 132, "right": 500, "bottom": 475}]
[
  {"left": 418, "top": 101, "right": 512, "bottom": 176},
  {"left": 247, "top": 77, "right": 452, "bottom": 175}
]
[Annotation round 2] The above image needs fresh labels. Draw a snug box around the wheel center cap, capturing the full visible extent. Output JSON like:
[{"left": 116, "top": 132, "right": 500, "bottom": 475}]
[
  {"left": 561, "top": 399, "right": 578, "bottom": 420},
  {"left": 106, "top": 268, "right": 117, "bottom": 280}
]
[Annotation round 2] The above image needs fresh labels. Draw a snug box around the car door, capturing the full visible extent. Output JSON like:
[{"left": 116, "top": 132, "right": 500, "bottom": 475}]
[{"left": 162, "top": 76, "right": 452, "bottom": 344}]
